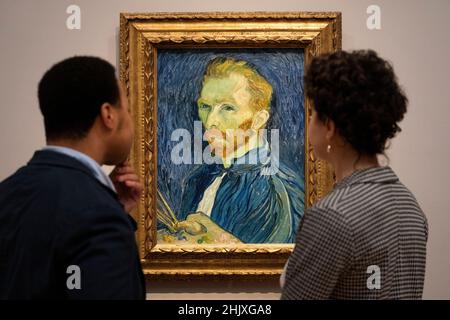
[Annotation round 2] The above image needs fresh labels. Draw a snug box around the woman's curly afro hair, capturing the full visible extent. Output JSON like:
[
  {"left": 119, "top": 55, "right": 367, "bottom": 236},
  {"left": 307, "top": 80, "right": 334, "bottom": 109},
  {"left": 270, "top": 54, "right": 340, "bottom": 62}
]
[{"left": 305, "top": 50, "right": 408, "bottom": 155}]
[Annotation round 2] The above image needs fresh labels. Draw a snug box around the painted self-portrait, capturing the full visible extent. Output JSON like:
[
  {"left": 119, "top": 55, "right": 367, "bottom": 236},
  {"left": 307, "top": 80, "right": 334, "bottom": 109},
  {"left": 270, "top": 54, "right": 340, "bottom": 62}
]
[{"left": 156, "top": 49, "right": 305, "bottom": 244}]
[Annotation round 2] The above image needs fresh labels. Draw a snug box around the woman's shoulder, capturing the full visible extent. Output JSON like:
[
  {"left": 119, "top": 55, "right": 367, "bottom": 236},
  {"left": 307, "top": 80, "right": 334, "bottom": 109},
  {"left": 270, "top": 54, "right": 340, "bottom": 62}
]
[{"left": 310, "top": 166, "right": 427, "bottom": 233}]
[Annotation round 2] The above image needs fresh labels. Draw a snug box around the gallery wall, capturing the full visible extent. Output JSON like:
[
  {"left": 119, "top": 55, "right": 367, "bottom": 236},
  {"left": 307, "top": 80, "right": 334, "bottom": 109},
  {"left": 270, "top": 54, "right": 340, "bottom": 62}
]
[{"left": 1, "top": 0, "right": 449, "bottom": 299}]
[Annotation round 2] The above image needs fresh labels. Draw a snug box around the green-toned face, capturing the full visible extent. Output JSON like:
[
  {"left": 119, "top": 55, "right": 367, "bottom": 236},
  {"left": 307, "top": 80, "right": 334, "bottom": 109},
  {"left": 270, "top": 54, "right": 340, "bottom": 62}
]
[{"left": 197, "top": 73, "right": 254, "bottom": 132}]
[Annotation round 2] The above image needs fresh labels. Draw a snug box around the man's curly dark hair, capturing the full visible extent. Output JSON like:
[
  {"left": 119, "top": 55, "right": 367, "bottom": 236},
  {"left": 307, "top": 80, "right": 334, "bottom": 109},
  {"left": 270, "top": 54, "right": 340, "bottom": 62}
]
[{"left": 305, "top": 50, "right": 408, "bottom": 155}]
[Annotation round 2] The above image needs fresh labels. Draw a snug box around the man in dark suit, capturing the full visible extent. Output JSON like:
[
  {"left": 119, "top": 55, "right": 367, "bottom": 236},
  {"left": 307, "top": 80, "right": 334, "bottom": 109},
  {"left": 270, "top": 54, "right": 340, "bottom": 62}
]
[{"left": 0, "top": 56, "right": 145, "bottom": 299}]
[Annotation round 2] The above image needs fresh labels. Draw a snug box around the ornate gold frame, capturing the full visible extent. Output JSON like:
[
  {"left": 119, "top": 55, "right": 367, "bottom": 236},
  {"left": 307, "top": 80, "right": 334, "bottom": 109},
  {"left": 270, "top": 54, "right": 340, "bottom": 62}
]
[{"left": 119, "top": 12, "right": 339, "bottom": 278}]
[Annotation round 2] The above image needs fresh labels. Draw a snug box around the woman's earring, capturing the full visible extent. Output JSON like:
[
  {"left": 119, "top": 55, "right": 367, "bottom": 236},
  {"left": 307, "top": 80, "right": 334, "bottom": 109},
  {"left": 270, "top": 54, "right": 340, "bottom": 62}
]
[{"left": 327, "top": 144, "right": 332, "bottom": 153}]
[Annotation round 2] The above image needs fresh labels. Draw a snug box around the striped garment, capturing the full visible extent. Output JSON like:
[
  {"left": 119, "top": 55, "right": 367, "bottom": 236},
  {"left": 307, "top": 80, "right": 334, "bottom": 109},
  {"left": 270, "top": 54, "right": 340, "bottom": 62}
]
[{"left": 281, "top": 166, "right": 428, "bottom": 299}]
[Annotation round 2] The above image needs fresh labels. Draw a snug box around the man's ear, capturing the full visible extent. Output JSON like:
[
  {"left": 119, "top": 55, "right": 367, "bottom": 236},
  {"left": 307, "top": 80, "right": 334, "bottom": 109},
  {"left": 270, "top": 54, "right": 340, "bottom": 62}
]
[
  {"left": 251, "top": 110, "right": 270, "bottom": 130},
  {"left": 99, "top": 103, "right": 117, "bottom": 130}
]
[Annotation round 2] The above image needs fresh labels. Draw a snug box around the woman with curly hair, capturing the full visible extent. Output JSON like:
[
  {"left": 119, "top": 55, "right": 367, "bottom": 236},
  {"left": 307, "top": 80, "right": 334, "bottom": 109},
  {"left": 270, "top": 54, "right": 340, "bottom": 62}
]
[{"left": 281, "top": 50, "right": 428, "bottom": 300}]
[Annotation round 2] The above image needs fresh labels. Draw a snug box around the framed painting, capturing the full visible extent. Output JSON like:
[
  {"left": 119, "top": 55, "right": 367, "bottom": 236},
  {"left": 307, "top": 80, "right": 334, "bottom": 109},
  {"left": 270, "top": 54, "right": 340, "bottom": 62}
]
[{"left": 120, "top": 12, "right": 339, "bottom": 278}]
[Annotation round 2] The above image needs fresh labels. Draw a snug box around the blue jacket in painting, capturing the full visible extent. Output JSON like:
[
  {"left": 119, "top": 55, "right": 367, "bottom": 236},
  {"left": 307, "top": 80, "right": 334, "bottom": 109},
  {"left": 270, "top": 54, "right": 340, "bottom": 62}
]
[{"left": 179, "top": 144, "right": 304, "bottom": 243}]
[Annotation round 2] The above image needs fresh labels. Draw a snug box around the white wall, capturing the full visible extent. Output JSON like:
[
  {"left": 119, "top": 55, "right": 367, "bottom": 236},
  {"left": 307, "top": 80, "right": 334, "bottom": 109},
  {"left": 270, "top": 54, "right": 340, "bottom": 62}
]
[{"left": 1, "top": 0, "right": 449, "bottom": 299}]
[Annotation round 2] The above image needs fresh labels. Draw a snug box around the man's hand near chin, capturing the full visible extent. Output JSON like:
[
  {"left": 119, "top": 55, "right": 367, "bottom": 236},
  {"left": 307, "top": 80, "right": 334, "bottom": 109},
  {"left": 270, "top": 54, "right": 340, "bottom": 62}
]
[{"left": 109, "top": 161, "right": 143, "bottom": 213}]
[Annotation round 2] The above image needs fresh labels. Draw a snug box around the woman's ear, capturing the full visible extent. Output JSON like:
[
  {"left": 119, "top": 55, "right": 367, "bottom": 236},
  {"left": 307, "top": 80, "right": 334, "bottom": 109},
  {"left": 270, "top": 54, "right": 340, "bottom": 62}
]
[
  {"left": 99, "top": 103, "right": 117, "bottom": 130},
  {"left": 325, "top": 118, "right": 336, "bottom": 141},
  {"left": 251, "top": 110, "right": 270, "bottom": 130}
]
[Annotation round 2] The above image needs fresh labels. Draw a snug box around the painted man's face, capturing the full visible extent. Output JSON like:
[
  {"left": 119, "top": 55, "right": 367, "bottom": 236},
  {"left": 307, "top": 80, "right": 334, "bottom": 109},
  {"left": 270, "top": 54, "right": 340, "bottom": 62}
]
[{"left": 197, "top": 73, "right": 255, "bottom": 158}]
